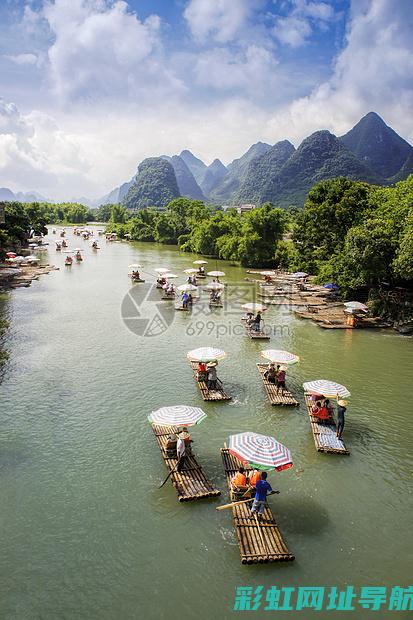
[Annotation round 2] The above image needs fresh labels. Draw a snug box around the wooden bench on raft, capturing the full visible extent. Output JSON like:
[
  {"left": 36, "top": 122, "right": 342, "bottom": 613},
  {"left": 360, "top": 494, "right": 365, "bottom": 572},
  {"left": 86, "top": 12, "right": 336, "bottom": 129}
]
[
  {"left": 304, "top": 395, "right": 350, "bottom": 454},
  {"left": 256, "top": 364, "right": 299, "bottom": 406},
  {"left": 190, "top": 362, "right": 231, "bottom": 401},
  {"left": 151, "top": 424, "right": 221, "bottom": 502},
  {"left": 221, "top": 448, "right": 295, "bottom": 564}
]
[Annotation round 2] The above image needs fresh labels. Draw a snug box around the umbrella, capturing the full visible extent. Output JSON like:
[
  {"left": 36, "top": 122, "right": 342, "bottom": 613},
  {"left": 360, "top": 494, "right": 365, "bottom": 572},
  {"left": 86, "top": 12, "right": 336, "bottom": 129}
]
[
  {"left": 163, "top": 273, "right": 178, "bottom": 279},
  {"left": 205, "top": 282, "right": 225, "bottom": 291},
  {"left": 344, "top": 301, "right": 368, "bottom": 312},
  {"left": 148, "top": 405, "right": 207, "bottom": 427},
  {"left": 261, "top": 349, "right": 299, "bottom": 365},
  {"left": 187, "top": 347, "right": 227, "bottom": 362},
  {"left": 292, "top": 271, "right": 308, "bottom": 278},
  {"left": 228, "top": 432, "right": 293, "bottom": 472},
  {"left": 177, "top": 283, "right": 197, "bottom": 292},
  {"left": 128, "top": 264, "right": 142, "bottom": 270},
  {"left": 6, "top": 252, "right": 16, "bottom": 258},
  {"left": 14, "top": 256, "right": 26, "bottom": 263},
  {"left": 207, "top": 270, "right": 226, "bottom": 277},
  {"left": 193, "top": 260, "right": 208, "bottom": 265},
  {"left": 74, "top": 248, "right": 81, "bottom": 252},
  {"left": 324, "top": 283, "right": 340, "bottom": 290},
  {"left": 184, "top": 268, "right": 198, "bottom": 274},
  {"left": 25, "top": 255, "right": 39, "bottom": 262},
  {"left": 260, "top": 271, "right": 276, "bottom": 276},
  {"left": 303, "top": 380, "right": 351, "bottom": 399},
  {"left": 154, "top": 267, "right": 170, "bottom": 273},
  {"left": 241, "top": 303, "right": 267, "bottom": 313}
]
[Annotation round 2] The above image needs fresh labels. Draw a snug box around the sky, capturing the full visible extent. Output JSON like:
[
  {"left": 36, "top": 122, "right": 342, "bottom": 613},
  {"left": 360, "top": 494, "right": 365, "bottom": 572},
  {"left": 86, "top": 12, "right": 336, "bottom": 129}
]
[{"left": 0, "top": 0, "right": 412, "bottom": 201}]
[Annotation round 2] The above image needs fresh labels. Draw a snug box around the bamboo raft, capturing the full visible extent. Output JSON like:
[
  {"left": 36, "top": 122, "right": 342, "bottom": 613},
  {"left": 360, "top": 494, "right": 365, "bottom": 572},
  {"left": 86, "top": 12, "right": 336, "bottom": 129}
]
[
  {"left": 244, "top": 323, "right": 270, "bottom": 340},
  {"left": 304, "top": 395, "right": 350, "bottom": 454},
  {"left": 209, "top": 301, "right": 223, "bottom": 307},
  {"left": 221, "top": 448, "right": 294, "bottom": 564},
  {"left": 256, "top": 364, "right": 299, "bottom": 406},
  {"left": 190, "top": 362, "right": 231, "bottom": 401},
  {"left": 151, "top": 424, "right": 221, "bottom": 501}
]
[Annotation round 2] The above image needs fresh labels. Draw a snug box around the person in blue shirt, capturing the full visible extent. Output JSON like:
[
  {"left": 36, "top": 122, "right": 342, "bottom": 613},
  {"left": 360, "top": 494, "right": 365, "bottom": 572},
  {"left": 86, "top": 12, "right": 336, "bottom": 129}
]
[{"left": 250, "top": 471, "right": 279, "bottom": 519}]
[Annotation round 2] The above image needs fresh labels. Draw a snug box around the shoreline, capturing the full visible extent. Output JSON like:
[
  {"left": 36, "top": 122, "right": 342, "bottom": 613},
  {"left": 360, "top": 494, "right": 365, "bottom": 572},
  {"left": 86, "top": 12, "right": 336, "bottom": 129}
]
[{"left": 0, "top": 263, "right": 58, "bottom": 291}]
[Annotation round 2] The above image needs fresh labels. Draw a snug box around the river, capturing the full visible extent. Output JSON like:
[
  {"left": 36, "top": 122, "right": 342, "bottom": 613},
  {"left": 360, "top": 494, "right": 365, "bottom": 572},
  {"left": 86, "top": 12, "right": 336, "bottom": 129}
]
[{"left": 0, "top": 227, "right": 412, "bottom": 620}]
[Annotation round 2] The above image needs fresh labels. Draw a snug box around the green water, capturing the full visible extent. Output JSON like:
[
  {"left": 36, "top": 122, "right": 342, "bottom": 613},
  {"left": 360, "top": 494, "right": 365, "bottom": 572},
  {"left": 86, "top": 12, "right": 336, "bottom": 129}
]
[{"left": 0, "top": 229, "right": 412, "bottom": 620}]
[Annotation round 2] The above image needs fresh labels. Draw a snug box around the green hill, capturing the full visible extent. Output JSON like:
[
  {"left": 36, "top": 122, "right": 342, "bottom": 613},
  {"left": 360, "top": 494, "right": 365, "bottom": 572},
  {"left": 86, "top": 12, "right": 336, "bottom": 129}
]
[{"left": 123, "top": 157, "right": 180, "bottom": 210}]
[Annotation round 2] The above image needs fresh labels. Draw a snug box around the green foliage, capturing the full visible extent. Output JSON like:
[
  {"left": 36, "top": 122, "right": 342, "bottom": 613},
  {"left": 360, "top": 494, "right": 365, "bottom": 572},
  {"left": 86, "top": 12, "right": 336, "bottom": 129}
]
[
  {"left": 110, "top": 204, "right": 128, "bottom": 223},
  {"left": 123, "top": 157, "right": 180, "bottom": 210}
]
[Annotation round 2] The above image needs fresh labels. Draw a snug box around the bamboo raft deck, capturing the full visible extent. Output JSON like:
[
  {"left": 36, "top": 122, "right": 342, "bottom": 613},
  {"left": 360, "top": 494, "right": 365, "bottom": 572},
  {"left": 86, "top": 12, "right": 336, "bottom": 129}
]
[
  {"left": 304, "top": 395, "right": 350, "bottom": 454},
  {"left": 190, "top": 362, "right": 231, "bottom": 401},
  {"left": 209, "top": 301, "right": 223, "bottom": 307},
  {"left": 221, "top": 448, "right": 294, "bottom": 564},
  {"left": 244, "top": 323, "right": 270, "bottom": 340},
  {"left": 151, "top": 424, "right": 221, "bottom": 501},
  {"left": 256, "top": 364, "right": 299, "bottom": 406}
]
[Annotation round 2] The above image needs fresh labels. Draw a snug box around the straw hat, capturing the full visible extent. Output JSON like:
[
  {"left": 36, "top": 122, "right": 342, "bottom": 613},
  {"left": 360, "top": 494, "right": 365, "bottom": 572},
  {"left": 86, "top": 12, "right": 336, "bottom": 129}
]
[
  {"left": 206, "top": 361, "right": 217, "bottom": 368},
  {"left": 337, "top": 399, "right": 348, "bottom": 407},
  {"left": 279, "top": 365, "right": 288, "bottom": 371}
]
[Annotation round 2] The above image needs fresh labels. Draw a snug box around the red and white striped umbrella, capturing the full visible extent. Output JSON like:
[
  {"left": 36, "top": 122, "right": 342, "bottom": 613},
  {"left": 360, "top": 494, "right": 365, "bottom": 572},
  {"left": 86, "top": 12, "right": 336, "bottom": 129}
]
[
  {"left": 303, "top": 380, "right": 351, "bottom": 399},
  {"left": 261, "top": 349, "right": 299, "bottom": 365},
  {"left": 228, "top": 432, "right": 293, "bottom": 472},
  {"left": 148, "top": 405, "right": 207, "bottom": 427}
]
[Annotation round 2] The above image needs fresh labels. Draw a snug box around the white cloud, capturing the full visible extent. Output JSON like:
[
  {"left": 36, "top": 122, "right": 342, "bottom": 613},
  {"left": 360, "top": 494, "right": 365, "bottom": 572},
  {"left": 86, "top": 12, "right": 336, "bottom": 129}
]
[
  {"left": 2, "top": 53, "right": 38, "bottom": 65},
  {"left": 184, "top": 0, "right": 253, "bottom": 43},
  {"left": 273, "top": 0, "right": 335, "bottom": 47},
  {"left": 267, "top": 0, "right": 413, "bottom": 144},
  {"left": 193, "top": 45, "right": 279, "bottom": 93},
  {"left": 41, "top": 0, "right": 184, "bottom": 102}
]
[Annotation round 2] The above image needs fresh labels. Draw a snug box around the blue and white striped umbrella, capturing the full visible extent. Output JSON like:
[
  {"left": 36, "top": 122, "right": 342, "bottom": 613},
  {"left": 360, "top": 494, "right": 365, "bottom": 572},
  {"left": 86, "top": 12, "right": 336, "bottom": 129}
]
[
  {"left": 228, "top": 432, "right": 293, "bottom": 472},
  {"left": 303, "top": 380, "right": 351, "bottom": 399},
  {"left": 148, "top": 405, "right": 207, "bottom": 427}
]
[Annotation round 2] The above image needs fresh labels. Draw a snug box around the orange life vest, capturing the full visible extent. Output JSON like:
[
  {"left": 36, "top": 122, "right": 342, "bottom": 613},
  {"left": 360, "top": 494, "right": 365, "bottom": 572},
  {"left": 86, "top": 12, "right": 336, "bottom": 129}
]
[
  {"left": 249, "top": 470, "right": 261, "bottom": 487},
  {"left": 233, "top": 472, "right": 247, "bottom": 487}
]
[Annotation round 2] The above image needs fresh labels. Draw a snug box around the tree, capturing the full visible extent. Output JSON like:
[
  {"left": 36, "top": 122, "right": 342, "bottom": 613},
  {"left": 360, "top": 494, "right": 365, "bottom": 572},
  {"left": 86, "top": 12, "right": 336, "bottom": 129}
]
[{"left": 110, "top": 204, "right": 128, "bottom": 223}]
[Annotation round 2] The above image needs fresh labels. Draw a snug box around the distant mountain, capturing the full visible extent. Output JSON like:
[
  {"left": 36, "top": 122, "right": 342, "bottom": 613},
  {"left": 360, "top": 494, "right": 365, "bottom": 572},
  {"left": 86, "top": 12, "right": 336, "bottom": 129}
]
[
  {"left": 161, "top": 155, "right": 205, "bottom": 201},
  {"left": 0, "top": 187, "right": 16, "bottom": 201},
  {"left": 262, "top": 130, "right": 383, "bottom": 208},
  {"left": 210, "top": 142, "right": 271, "bottom": 203},
  {"left": 199, "top": 159, "right": 227, "bottom": 196},
  {"left": 123, "top": 157, "right": 180, "bottom": 210},
  {"left": 179, "top": 150, "right": 207, "bottom": 185},
  {"left": 0, "top": 187, "right": 50, "bottom": 202},
  {"left": 340, "top": 112, "right": 413, "bottom": 179},
  {"left": 236, "top": 140, "right": 296, "bottom": 204}
]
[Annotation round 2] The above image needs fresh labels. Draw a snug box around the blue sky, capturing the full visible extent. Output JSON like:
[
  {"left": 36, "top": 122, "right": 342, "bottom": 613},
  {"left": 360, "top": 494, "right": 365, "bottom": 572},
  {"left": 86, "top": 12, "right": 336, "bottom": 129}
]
[{"left": 0, "top": 0, "right": 412, "bottom": 200}]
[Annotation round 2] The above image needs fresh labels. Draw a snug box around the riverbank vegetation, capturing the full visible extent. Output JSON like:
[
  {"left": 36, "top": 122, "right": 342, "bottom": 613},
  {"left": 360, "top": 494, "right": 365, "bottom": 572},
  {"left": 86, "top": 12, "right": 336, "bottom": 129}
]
[{"left": 1, "top": 175, "right": 412, "bottom": 317}]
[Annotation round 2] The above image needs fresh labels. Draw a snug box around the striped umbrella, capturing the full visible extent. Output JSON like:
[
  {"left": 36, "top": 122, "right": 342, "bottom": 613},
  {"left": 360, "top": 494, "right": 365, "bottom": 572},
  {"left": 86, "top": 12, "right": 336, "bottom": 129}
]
[
  {"left": 303, "top": 380, "right": 351, "bottom": 399},
  {"left": 207, "top": 270, "right": 226, "bottom": 277},
  {"left": 205, "top": 282, "right": 225, "bottom": 290},
  {"left": 154, "top": 267, "right": 170, "bottom": 273},
  {"left": 184, "top": 268, "right": 198, "bottom": 274},
  {"left": 260, "top": 271, "right": 276, "bottom": 276},
  {"left": 344, "top": 301, "right": 368, "bottom": 312},
  {"left": 261, "top": 349, "right": 299, "bottom": 365},
  {"left": 187, "top": 347, "right": 227, "bottom": 362},
  {"left": 148, "top": 405, "right": 207, "bottom": 427},
  {"left": 177, "top": 283, "right": 198, "bottom": 292},
  {"left": 241, "top": 303, "right": 267, "bottom": 312},
  {"left": 229, "top": 432, "right": 293, "bottom": 472},
  {"left": 193, "top": 260, "right": 208, "bottom": 265}
]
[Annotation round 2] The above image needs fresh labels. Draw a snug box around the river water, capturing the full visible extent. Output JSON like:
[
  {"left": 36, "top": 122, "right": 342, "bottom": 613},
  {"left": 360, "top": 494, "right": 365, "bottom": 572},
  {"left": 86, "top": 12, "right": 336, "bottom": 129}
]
[{"left": 0, "top": 228, "right": 412, "bottom": 620}]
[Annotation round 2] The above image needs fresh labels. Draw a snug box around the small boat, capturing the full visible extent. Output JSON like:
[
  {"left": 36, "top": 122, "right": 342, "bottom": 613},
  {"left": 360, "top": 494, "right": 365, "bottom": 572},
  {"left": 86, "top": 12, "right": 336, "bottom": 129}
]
[
  {"left": 65, "top": 256, "right": 73, "bottom": 266},
  {"left": 131, "top": 275, "right": 145, "bottom": 283},
  {"left": 55, "top": 243, "right": 62, "bottom": 252},
  {"left": 244, "top": 323, "right": 270, "bottom": 339},
  {"left": 62, "top": 239, "right": 68, "bottom": 248},
  {"left": 75, "top": 251, "right": 83, "bottom": 262}
]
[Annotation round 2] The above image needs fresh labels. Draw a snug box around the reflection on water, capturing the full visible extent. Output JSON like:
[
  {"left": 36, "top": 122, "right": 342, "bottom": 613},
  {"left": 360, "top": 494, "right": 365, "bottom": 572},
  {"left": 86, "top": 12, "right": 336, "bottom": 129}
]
[{"left": 0, "top": 228, "right": 412, "bottom": 620}]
